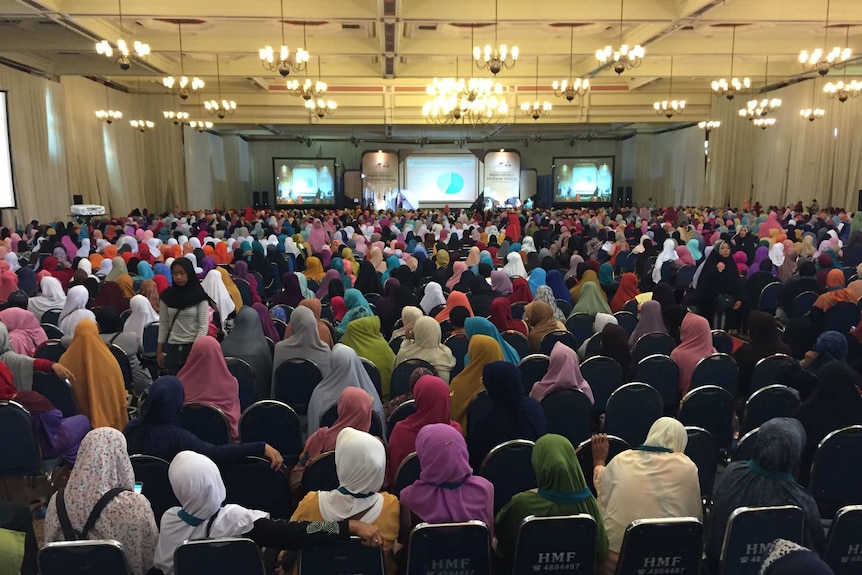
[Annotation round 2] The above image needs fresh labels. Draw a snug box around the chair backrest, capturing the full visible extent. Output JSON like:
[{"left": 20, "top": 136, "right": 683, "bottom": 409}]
[
  {"left": 108, "top": 344, "right": 134, "bottom": 393},
  {"left": 684, "top": 426, "right": 719, "bottom": 501},
  {"left": 678, "top": 385, "right": 735, "bottom": 450},
  {"left": 222, "top": 456, "right": 293, "bottom": 519},
  {"left": 501, "top": 330, "right": 530, "bottom": 359},
  {"left": 635, "top": 354, "right": 680, "bottom": 412},
  {"left": 407, "top": 521, "right": 491, "bottom": 575},
  {"left": 711, "top": 329, "right": 733, "bottom": 355},
  {"left": 623, "top": 298, "right": 639, "bottom": 316},
  {"left": 539, "top": 330, "right": 578, "bottom": 356},
  {"left": 141, "top": 322, "right": 159, "bottom": 357},
  {"left": 174, "top": 538, "right": 264, "bottom": 575},
  {"left": 388, "top": 335, "right": 405, "bottom": 355},
  {"left": 130, "top": 454, "right": 179, "bottom": 522},
  {"left": 511, "top": 302, "right": 527, "bottom": 320},
  {"left": 319, "top": 402, "right": 384, "bottom": 440},
  {"left": 605, "top": 382, "right": 664, "bottom": 447},
  {"left": 42, "top": 308, "right": 62, "bottom": 326},
  {"left": 444, "top": 333, "right": 469, "bottom": 379},
  {"left": 615, "top": 518, "right": 703, "bottom": 575},
  {"left": 300, "top": 537, "right": 385, "bottom": 575},
  {"left": 177, "top": 402, "right": 231, "bottom": 445},
  {"left": 633, "top": 332, "right": 676, "bottom": 362},
  {"left": 580, "top": 356, "right": 623, "bottom": 413},
  {"left": 517, "top": 354, "right": 550, "bottom": 395},
  {"left": 391, "top": 359, "right": 436, "bottom": 398},
  {"left": 393, "top": 451, "right": 421, "bottom": 497},
  {"left": 38, "top": 540, "right": 133, "bottom": 575},
  {"left": 272, "top": 319, "right": 288, "bottom": 340},
  {"left": 41, "top": 322, "right": 64, "bottom": 340},
  {"left": 810, "top": 425, "right": 862, "bottom": 519},
  {"left": 513, "top": 514, "right": 597, "bottom": 575},
  {"left": 732, "top": 428, "right": 759, "bottom": 462},
  {"left": 741, "top": 384, "right": 800, "bottom": 434},
  {"left": 791, "top": 291, "right": 818, "bottom": 318},
  {"left": 575, "top": 435, "right": 630, "bottom": 495},
  {"left": 691, "top": 353, "right": 739, "bottom": 396},
  {"left": 479, "top": 439, "right": 537, "bottom": 513},
  {"left": 613, "top": 311, "right": 638, "bottom": 336},
  {"left": 302, "top": 451, "right": 339, "bottom": 494},
  {"left": 239, "top": 400, "right": 303, "bottom": 464},
  {"left": 823, "top": 505, "right": 862, "bottom": 575},
  {"left": 564, "top": 314, "right": 595, "bottom": 348},
  {"left": 234, "top": 278, "right": 253, "bottom": 306},
  {"left": 32, "top": 372, "right": 77, "bottom": 418},
  {"left": 359, "top": 358, "right": 384, "bottom": 398},
  {"left": 583, "top": 332, "right": 602, "bottom": 359},
  {"left": 0, "top": 401, "right": 42, "bottom": 477},
  {"left": 676, "top": 265, "right": 696, "bottom": 289},
  {"left": 555, "top": 299, "right": 573, "bottom": 318},
  {"left": 541, "top": 389, "right": 593, "bottom": 448},
  {"left": 387, "top": 399, "right": 416, "bottom": 439},
  {"left": 825, "top": 302, "right": 861, "bottom": 334},
  {"left": 34, "top": 339, "right": 66, "bottom": 362},
  {"left": 749, "top": 354, "right": 793, "bottom": 394},
  {"left": 757, "top": 282, "right": 782, "bottom": 312},
  {"left": 225, "top": 357, "right": 258, "bottom": 412},
  {"left": 273, "top": 359, "right": 323, "bottom": 415},
  {"left": 720, "top": 505, "right": 805, "bottom": 575}
]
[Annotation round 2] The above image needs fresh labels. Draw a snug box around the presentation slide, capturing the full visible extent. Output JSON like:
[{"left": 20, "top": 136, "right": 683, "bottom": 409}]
[
  {"left": 273, "top": 158, "right": 336, "bottom": 205},
  {"left": 0, "top": 92, "right": 15, "bottom": 209},
  {"left": 553, "top": 156, "right": 614, "bottom": 203},
  {"left": 403, "top": 154, "right": 479, "bottom": 203}
]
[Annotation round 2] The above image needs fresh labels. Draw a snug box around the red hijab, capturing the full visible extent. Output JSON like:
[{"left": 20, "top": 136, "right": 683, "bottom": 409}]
[
  {"left": 489, "top": 297, "right": 527, "bottom": 336},
  {"left": 300, "top": 387, "right": 373, "bottom": 464},
  {"left": 176, "top": 337, "right": 241, "bottom": 441},
  {"left": 508, "top": 277, "right": 534, "bottom": 304},
  {"left": 610, "top": 272, "right": 640, "bottom": 313}
]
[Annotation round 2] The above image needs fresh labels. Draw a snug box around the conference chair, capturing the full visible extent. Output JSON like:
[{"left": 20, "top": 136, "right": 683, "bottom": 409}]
[
  {"left": 583, "top": 333, "right": 602, "bottom": 359},
  {"left": 177, "top": 402, "right": 231, "bottom": 445},
  {"left": 0, "top": 400, "right": 43, "bottom": 478},
  {"left": 512, "top": 515, "right": 597, "bottom": 575},
  {"left": 635, "top": 354, "right": 679, "bottom": 413},
  {"left": 388, "top": 335, "right": 405, "bottom": 355},
  {"left": 41, "top": 309, "right": 62, "bottom": 327},
  {"left": 391, "top": 359, "right": 436, "bottom": 398},
  {"left": 234, "top": 279, "right": 253, "bottom": 307},
  {"left": 270, "top": 304, "right": 294, "bottom": 326},
  {"left": 272, "top": 319, "right": 288, "bottom": 340},
  {"left": 757, "top": 282, "right": 782, "bottom": 314},
  {"left": 541, "top": 388, "right": 593, "bottom": 448},
  {"left": 574, "top": 435, "right": 630, "bottom": 495},
  {"left": 691, "top": 353, "right": 739, "bottom": 396},
  {"left": 555, "top": 299, "right": 573, "bottom": 318},
  {"left": 501, "top": 330, "right": 530, "bottom": 359},
  {"left": 393, "top": 452, "right": 421, "bottom": 497},
  {"left": 615, "top": 518, "right": 703, "bottom": 575},
  {"left": 632, "top": 332, "right": 676, "bottom": 362},
  {"left": 387, "top": 399, "right": 416, "bottom": 439},
  {"left": 107, "top": 344, "right": 135, "bottom": 396},
  {"left": 678, "top": 385, "right": 735, "bottom": 451},
  {"left": 39, "top": 540, "right": 133, "bottom": 575},
  {"left": 444, "top": 333, "right": 469, "bottom": 379},
  {"left": 319, "top": 403, "right": 385, "bottom": 441},
  {"left": 622, "top": 299, "right": 639, "bottom": 316},
  {"left": 539, "top": 330, "right": 578, "bottom": 355},
  {"left": 749, "top": 354, "right": 793, "bottom": 394},
  {"left": 299, "top": 537, "right": 384, "bottom": 575},
  {"left": 479, "top": 439, "right": 537, "bottom": 513},
  {"left": 301, "top": 451, "right": 338, "bottom": 494},
  {"left": 466, "top": 391, "right": 493, "bottom": 437},
  {"left": 719, "top": 506, "right": 805, "bottom": 575},
  {"left": 684, "top": 426, "right": 720, "bottom": 502},
  {"left": 710, "top": 329, "right": 733, "bottom": 356},
  {"left": 823, "top": 505, "right": 862, "bottom": 575},
  {"left": 613, "top": 311, "right": 637, "bottom": 336},
  {"left": 141, "top": 322, "right": 159, "bottom": 359},
  {"left": 579, "top": 356, "right": 623, "bottom": 413},
  {"left": 517, "top": 354, "right": 550, "bottom": 395},
  {"left": 273, "top": 359, "right": 323, "bottom": 415},
  {"left": 239, "top": 400, "right": 303, "bottom": 465},
  {"left": 225, "top": 357, "right": 258, "bottom": 412},
  {"left": 741, "top": 385, "right": 800, "bottom": 434},
  {"left": 791, "top": 291, "right": 818, "bottom": 318},
  {"left": 32, "top": 372, "right": 77, "bottom": 418},
  {"left": 250, "top": 271, "right": 266, "bottom": 299},
  {"left": 407, "top": 521, "right": 491, "bottom": 575},
  {"left": 809, "top": 425, "right": 862, "bottom": 518},
  {"left": 222, "top": 456, "right": 293, "bottom": 519},
  {"left": 605, "top": 383, "right": 663, "bottom": 447},
  {"left": 34, "top": 340, "right": 66, "bottom": 363},
  {"left": 564, "top": 314, "right": 595, "bottom": 348},
  {"left": 174, "top": 538, "right": 265, "bottom": 575},
  {"left": 732, "top": 428, "right": 759, "bottom": 463},
  {"left": 510, "top": 302, "right": 527, "bottom": 320},
  {"left": 40, "top": 323, "right": 64, "bottom": 340},
  {"left": 359, "top": 358, "right": 384, "bottom": 398},
  {"left": 825, "top": 302, "right": 861, "bottom": 334},
  {"left": 130, "top": 454, "right": 180, "bottom": 523}
]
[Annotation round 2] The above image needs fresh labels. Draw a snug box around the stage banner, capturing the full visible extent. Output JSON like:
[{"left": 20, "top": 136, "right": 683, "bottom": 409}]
[{"left": 483, "top": 151, "right": 521, "bottom": 204}]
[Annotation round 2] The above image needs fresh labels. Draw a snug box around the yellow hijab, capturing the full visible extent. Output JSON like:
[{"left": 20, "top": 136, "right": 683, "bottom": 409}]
[
  {"left": 217, "top": 267, "right": 243, "bottom": 312},
  {"left": 116, "top": 274, "right": 136, "bottom": 299},
  {"left": 449, "top": 334, "right": 504, "bottom": 433},
  {"left": 303, "top": 256, "right": 326, "bottom": 283},
  {"left": 569, "top": 269, "right": 606, "bottom": 303}
]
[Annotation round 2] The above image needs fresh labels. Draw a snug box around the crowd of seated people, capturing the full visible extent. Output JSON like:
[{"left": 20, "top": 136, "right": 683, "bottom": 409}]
[{"left": 0, "top": 201, "right": 859, "bottom": 574}]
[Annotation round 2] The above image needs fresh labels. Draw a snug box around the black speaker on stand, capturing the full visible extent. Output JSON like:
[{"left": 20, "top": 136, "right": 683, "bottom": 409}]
[
  {"left": 252, "top": 192, "right": 261, "bottom": 209},
  {"left": 72, "top": 194, "right": 83, "bottom": 205},
  {"left": 857, "top": 189, "right": 862, "bottom": 212},
  {"left": 624, "top": 187, "right": 632, "bottom": 207}
]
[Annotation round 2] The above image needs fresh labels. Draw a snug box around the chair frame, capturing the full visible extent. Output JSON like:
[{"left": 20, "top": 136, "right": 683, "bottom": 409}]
[
  {"left": 406, "top": 521, "right": 491, "bottom": 575},
  {"left": 174, "top": 537, "right": 265, "bottom": 575},
  {"left": 38, "top": 539, "right": 133, "bottom": 575},
  {"left": 719, "top": 505, "right": 804, "bottom": 575}
]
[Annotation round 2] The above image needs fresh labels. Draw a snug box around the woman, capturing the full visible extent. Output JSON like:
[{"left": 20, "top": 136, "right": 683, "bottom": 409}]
[
  {"left": 354, "top": 260, "right": 383, "bottom": 296},
  {"left": 232, "top": 260, "right": 261, "bottom": 305},
  {"left": 569, "top": 269, "right": 606, "bottom": 304},
  {"left": 44, "top": 428, "right": 158, "bottom": 575},
  {"left": 139, "top": 279, "right": 161, "bottom": 313},
  {"left": 307, "top": 344, "right": 384, "bottom": 436},
  {"left": 545, "top": 270, "right": 571, "bottom": 305},
  {"left": 523, "top": 301, "right": 565, "bottom": 354},
  {"left": 449, "top": 334, "right": 504, "bottom": 431},
  {"left": 435, "top": 290, "right": 473, "bottom": 323},
  {"left": 530, "top": 341, "right": 594, "bottom": 403},
  {"left": 395, "top": 317, "right": 456, "bottom": 383},
  {"left": 291, "top": 387, "right": 373, "bottom": 493},
  {"left": 467, "top": 275, "right": 497, "bottom": 318},
  {"left": 400, "top": 424, "right": 494, "bottom": 532},
  {"left": 593, "top": 419, "right": 702, "bottom": 575},
  {"left": 732, "top": 310, "right": 791, "bottom": 398},
  {"left": 527, "top": 267, "right": 546, "bottom": 297},
  {"left": 600, "top": 324, "right": 633, "bottom": 382},
  {"left": 760, "top": 539, "right": 833, "bottom": 575},
  {"left": 778, "top": 331, "right": 849, "bottom": 401},
  {"left": 27, "top": 276, "right": 66, "bottom": 321},
  {"left": 376, "top": 278, "right": 417, "bottom": 340},
  {"left": 508, "top": 277, "right": 533, "bottom": 304},
  {"left": 124, "top": 376, "right": 282, "bottom": 467},
  {"left": 59, "top": 320, "right": 128, "bottom": 430},
  {"left": 201, "top": 269, "right": 235, "bottom": 329},
  {"left": 123, "top": 294, "right": 159, "bottom": 348},
  {"left": 387, "top": 375, "right": 461, "bottom": 483},
  {"left": 58, "top": 285, "right": 95, "bottom": 336},
  {"left": 811, "top": 268, "right": 855, "bottom": 313},
  {"left": 627, "top": 300, "right": 667, "bottom": 350},
  {"left": 496, "top": 434, "right": 608, "bottom": 569},
  {"left": 503, "top": 252, "right": 527, "bottom": 279},
  {"left": 463, "top": 316, "right": 519, "bottom": 366},
  {"left": 176, "top": 337, "right": 241, "bottom": 441},
  {"left": 91, "top": 281, "right": 130, "bottom": 314},
  {"left": 342, "top": 316, "right": 395, "bottom": 400},
  {"left": 419, "top": 282, "right": 446, "bottom": 315},
  {"left": 273, "top": 306, "right": 332, "bottom": 394},
  {"left": 652, "top": 238, "right": 679, "bottom": 284},
  {"left": 282, "top": 299, "right": 335, "bottom": 348},
  {"left": 466, "top": 361, "right": 546, "bottom": 470},
  {"left": 670, "top": 314, "right": 717, "bottom": 395},
  {"left": 337, "top": 288, "right": 373, "bottom": 336},
  {"left": 0, "top": 307, "right": 47, "bottom": 356},
  {"left": 157, "top": 258, "right": 211, "bottom": 375},
  {"left": 609, "top": 272, "right": 640, "bottom": 313},
  {"left": 689, "top": 240, "right": 740, "bottom": 325},
  {"left": 391, "top": 306, "right": 423, "bottom": 341},
  {"left": 535, "top": 285, "right": 567, "bottom": 323},
  {"left": 706, "top": 418, "right": 824, "bottom": 563},
  {"left": 571, "top": 282, "right": 613, "bottom": 316},
  {"left": 221, "top": 306, "right": 273, "bottom": 402},
  {"left": 155, "top": 450, "right": 382, "bottom": 575},
  {"left": 489, "top": 297, "right": 527, "bottom": 336},
  {"left": 93, "top": 307, "right": 152, "bottom": 397},
  {"left": 446, "top": 261, "right": 468, "bottom": 292},
  {"left": 272, "top": 273, "right": 305, "bottom": 308}
]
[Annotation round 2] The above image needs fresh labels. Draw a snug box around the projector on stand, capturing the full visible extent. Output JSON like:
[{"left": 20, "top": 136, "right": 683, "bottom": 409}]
[{"left": 70, "top": 204, "right": 106, "bottom": 223}]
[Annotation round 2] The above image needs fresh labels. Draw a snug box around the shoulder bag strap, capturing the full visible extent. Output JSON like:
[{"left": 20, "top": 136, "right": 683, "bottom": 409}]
[
  {"left": 55, "top": 489, "right": 81, "bottom": 541},
  {"left": 80, "top": 488, "right": 129, "bottom": 539},
  {"left": 205, "top": 508, "right": 222, "bottom": 539}
]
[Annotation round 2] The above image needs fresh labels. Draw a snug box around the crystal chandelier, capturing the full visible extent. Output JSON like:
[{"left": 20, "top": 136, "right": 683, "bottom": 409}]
[
  {"left": 305, "top": 98, "right": 337, "bottom": 118},
  {"left": 553, "top": 26, "right": 590, "bottom": 102},
  {"left": 521, "top": 58, "right": 552, "bottom": 120},
  {"left": 596, "top": 0, "right": 644, "bottom": 75},
  {"left": 259, "top": 3, "right": 309, "bottom": 77},
  {"left": 472, "top": 2, "right": 518, "bottom": 75},
  {"left": 205, "top": 55, "right": 237, "bottom": 119},
  {"left": 95, "top": 84, "right": 122, "bottom": 124},
  {"left": 823, "top": 79, "right": 862, "bottom": 102},
  {"left": 163, "top": 110, "right": 189, "bottom": 125},
  {"left": 653, "top": 57, "right": 685, "bottom": 118},
  {"left": 711, "top": 25, "right": 750, "bottom": 100},
  {"left": 800, "top": 2, "right": 851, "bottom": 75},
  {"left": 752, "top": 117, "right": 776, "bottom": 129},
  {"left": 130, "top": 119, "right": 154, "bottom": 132},
  {"left": 95, "top": 0, "right": 150, "bottom": 70},
  {"left": 162, "top": 22, "right": 205, "bottom": 100},
  {"left": 189, "top": 120, "right": 213, "bottom": 132},
  {"left": 739, "top": 98, "right": 782, "bottom": 119},
  {"left": 698, "top": 120, "right": 721, "bottom": 132}
]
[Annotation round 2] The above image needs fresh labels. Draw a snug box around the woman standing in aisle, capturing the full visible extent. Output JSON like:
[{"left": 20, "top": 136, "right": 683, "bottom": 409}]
[{"left": 156, "top": 258, "right": 211, "bottom": 375}]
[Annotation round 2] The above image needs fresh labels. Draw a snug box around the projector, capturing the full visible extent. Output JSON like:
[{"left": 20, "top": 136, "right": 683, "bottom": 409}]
[{"left": 71, "top": 204, "right": 106, "bottom": 216}]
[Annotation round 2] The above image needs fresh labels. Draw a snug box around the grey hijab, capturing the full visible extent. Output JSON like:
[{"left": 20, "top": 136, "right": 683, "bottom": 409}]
[
  {"left": 272, "top": 306, "right": 332, "bottom": 394},
  {"left": 221, "top": 307, "right": 273, "bottom": 401}
]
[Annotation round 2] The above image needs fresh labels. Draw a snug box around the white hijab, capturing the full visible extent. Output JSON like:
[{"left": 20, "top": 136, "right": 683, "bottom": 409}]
[
  {"left": 124, "top": 294, "right": 159, "bottom": 346},
  {"left": 28, "top": 276, "right": 67, "bottom": 321},
  {"left": 503, "top": 252, "right": 528, "bottom": 279},
  {"left": 652, "top": 238, "right": 679, "bottom": 283},
  {"left": 183, "top": 253, "right": 203, "bottom": 275},
  {"left": 521, "top": 236, "right": 537, "bottom": 253},
  {"left": 77, "top": 258, "right": 98, "bottom": 280},
  {"left": 768, "top": 243, "right": 785, "bottom": 267},
  {"left": 201, "top": 270, "right": 235, "bottom": 328},
  {"left": 420, "top": 282, "right": 446, "bottom": 314},
  {"left": 317, "top": 428, "right": 386, "bottom": 523},
  {"left": 58, "top": 285, "right": 95, "bottom": 336},
  {"left": 4, "top": 252, "right": 20, "bottom": 272},
  {"left": 98, "top": 258, "right": 113, "bottom": 277},
  {"left": 76, "top": 238, "right": 90, "bottom": 259},
  {"left": 154, "top": 451, "right": 267, "bottom": 575}
]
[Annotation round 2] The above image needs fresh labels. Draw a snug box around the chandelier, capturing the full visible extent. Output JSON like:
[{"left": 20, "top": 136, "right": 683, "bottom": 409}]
[
  {"left": 653, "top": 57, "right": 685, "bottom": 118},
  {"left": 287, "top": 78, "right": 327, "bottom": 101},
  {"left": 189, "top": 120, "right": 213, "bottom": 132},
  {"left": 521, "top": 58, "right": 552, "bottom": 120},
  {"left": 259, "top": 2, "right": 309, "bottom": 77},
  {"left": 800, "top": 108, "right": 825, "bottom": 121},
  {"left": 739, "top": 98, "right": 782, "bottom": 119},
  {"left": 824, "top": 79, "right": 862, "bottom": 102},
  {"left": 698, "top": 120, "right": 721, "bottom": 132},
  {"left": 472, "top": 2, "right": 518, "bottom": 75},
  {"left": 752, "top": 118, "right": 776, "bottom": 129},
  {"left": 162, "top": 22, "right": 205, "bottom": 100},
  {"left": 800, "top": 2, "right": 851, "bottom": 75},
  {"left": 130, "top": 119, "right": 154, "bottom": 132},
  {"left": 305, "top": 98, "right": 337, "bottom": 118},
  {"left": 95, "top": 84, "right": 122, "bottom": 124},
  {"left": 422, "top": 57, "right": 509, "bottom": 125},
  {"left": 711, "top": 25, "right": 750, "bottom": 100},
  {"left": 163, "top": 110, "right": 189, "bottom": 125},
  {"left": 204, "top": 55, "right": 237, "bottom": 119},
  {"left": 553, "top": 25, "right": 590, "bottom": 102},
  {"left": 596, "top": 0, "right": 644, "bottom": 75},
  {"left": 95, "top": 0, "right": 150, "bottom": 70}
]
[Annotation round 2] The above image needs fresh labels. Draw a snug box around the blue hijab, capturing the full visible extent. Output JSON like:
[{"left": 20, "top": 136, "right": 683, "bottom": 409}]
[
  {"left": 528, "top": 268, "right": 547, "bottom": 297},
  {"left": 154, "top": 263, "right": 172, "bottom": 285},
  {"left": 464, "top": 317, "right": 520, "bottom": 365},
  {"left": 137, "top": 261, "right": 155, "bottom": 281},
  {"left": 545, "top": 270, "right": 571, "bottom": 304}
]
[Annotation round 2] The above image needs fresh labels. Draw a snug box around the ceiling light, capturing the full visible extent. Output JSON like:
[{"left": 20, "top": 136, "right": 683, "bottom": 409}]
[
  {"left": 823, "top": 79, "right": 862, "bottom": 102},
  {"left": 752, "top": 118, "right": 776, "bottom": 129},
  {"left": 595, "top": 0, "right": 644, "bottom": 75},
  {"left": 95, "top": 0, "right": 149, "bottom": 70},
  {"left": 711, "top": 25, "right": 750, "bottom": 100},
  {"left": 799, "top": 108, "right": 825, "bottom": 121},
  {"left": 653, "top": 57, "right": 685, "bottom": 118},
  {"left": 162, "top": 22, "right": 205, "bottom": 100},
  {"left": 799, "top": 3, "right": 851, "bottom": 75},
  {"left": 95, "top": 110, "right": 123, "bottom": 124},
  {"left": 259, "top": 6, "right": 309, "bottom": 77},
  {"left": 205, "top": 55, "right": 237, "bottom": 119},
  {"left": 305, "top": 98, "right": 337, "bottom": 119},
  {"left": 162, "top": 110, "right": 189, "bottom": 125},
  {"left": 189, "top": 120, "right": 213, "bottom": 132},
  {"left": 697, "top": 120, "right": 721, "bottom": 132},
  {"left": 472, "top": 1, "right": 518, "bottom": 75},
  {"left": 521, "top": 57, "right": 551, "bottom": 120},
  {"left": 738, "top": 98, "right": 782, "bottom": 119},
  {"left": 554, "top": 25, "right": 590, "bottom": 101},
  {"left": 130, "top": 119, "right": 155, "bottom": 132}
]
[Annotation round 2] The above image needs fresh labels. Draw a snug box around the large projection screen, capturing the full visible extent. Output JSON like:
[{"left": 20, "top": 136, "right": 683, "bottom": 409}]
[
  {"left": 0, "top": 92, "right": 16, "bottom": 209},
  {"left": 553, "top": 156, "right": 614, "bottom": 203},
  {"left": 403, "top": 154, "right": 479, "bottom": 204},
  {"left": 272, "top": 157, "right": 336, "bottom": 206}
]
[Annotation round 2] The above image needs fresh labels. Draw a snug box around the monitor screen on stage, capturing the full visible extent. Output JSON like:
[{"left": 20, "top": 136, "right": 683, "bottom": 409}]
[
  {"left": 553, "top": 156, "right": 614, "bottom": 203},
  {"left": 0, "top": 92, "right": 16, "bottom": 209},
  {"left": 403, "top": 154, "right": 479, "bottom": 203},
  {"left": 273, "top": 157, "right": 336, "bottom": 205}
]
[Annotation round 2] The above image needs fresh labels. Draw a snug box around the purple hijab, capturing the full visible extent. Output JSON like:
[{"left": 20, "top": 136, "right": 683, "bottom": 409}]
[
  {"left": 232, "top": 260, "right": 252, "bottom": 282},
  {"left": 252, "top": 302, "right": 280, "bottom": 342},
  {"left": 749, "top": 246, "right": 769, "bottom": 278},
  {"left": 399, "top": 423, "right": 495, "bottom": 535},
  {"left": 529, "top": 341, "right": 593, "bottom": 403},
  {"left": 316, "top": 269, "right": 341, "bottom": 299},
  {"left": 199, "top": 256, "right": 216, "bottom": 279},
  {"left": 272, "top": 273, "right": 304, "bottom": 308},
  {"left": 628, "top": 300, "right": 668, "bottom": 349},
  {"left": 490, "top": 270, "right": 513, "bottom": 296}
]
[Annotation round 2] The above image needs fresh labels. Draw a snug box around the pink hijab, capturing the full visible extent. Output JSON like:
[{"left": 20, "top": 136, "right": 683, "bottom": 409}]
[
  {"left": 528, "top": 341, "right": 594, "bottom": 403},
  {"left": 177, "top": 336, "right": 241, "bottom": 440},
  {"left": 300, "top": 387, "right": 373, "bottom": 462},
  {"left": 308, "top": 219, "right": 328, "bottom": 254},
  {"left": 446, "top": 261, "right": 468, "bottom": 291},
  {"left": 675, "top": 246, "right": 696, "bottom": 267},
  {"left": 670, "top": 314, "right": 716, "bottom": 395},
  {"left": 61, "top": 236, "right": 78, "bottom": 263},
  {"left": 0, "top": 307, "right": 48, "bottom": 356}
]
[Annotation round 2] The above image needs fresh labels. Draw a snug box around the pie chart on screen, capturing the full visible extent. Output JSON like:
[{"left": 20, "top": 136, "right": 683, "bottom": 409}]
[{"left": 436, "top": 172, "right": 465, "bottom": 195}]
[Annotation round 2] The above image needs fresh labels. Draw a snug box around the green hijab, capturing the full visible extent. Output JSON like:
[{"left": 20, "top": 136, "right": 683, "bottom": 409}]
[
  {"left": 494, "top": 434, "right": 609, "bottom": 563},
  {"left": 570, "top": 282, "right": 612, "bottom": 317},
  {"left": 341, "top": 315, "right": 395, "bottom": 400}
]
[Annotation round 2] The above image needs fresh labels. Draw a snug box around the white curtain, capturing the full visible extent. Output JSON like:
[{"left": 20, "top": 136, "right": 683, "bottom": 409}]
[
  {"left": 183, "top": 128, "right": 251, "bottom": 210},
  {"left": 631, "top": 127, "right": 706, "bottom": 207}
]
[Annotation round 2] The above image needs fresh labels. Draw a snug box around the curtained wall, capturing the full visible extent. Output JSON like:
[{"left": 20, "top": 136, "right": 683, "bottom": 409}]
[
  {"left": 628, "top": 127, "right": 706, "bottom": 208},
  {"left": 183, "top": 127, "right": 251, "bottom": 211}
]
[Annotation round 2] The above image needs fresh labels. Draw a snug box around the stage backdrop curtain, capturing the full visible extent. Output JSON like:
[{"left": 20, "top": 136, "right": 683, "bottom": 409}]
[
  {"left": 631, "top": 126, "right": 706, "bottom": 207},
  {"left": 183, "top": 128, "right": 251, "bottom": 211}
]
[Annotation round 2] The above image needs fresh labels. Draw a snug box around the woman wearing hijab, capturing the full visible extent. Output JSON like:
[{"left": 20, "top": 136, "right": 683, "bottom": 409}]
[
  {"left": 496, "top": 434, "right": 608, "bottom": 569},
  {"left": 395, "top": 317, "right": 456, "bottom": 383},
  {"left": 0, "top": 307, "right": 47, "bottom": 356},
  {"left": 273, "top": 305, "right": 332, "bottom": 390},
  {"left": 690, "top": 240, "right": 740, "bottom": 326},
  {"left": 530, "top": 341, "right": 593, "bottom": 402},
  {"left": 759, "top": 539, "right": 833, "bottom": 575},
  {"left": 449, "top": 334, "right": 504, "bottom": 431},
  {"left": 176, "top": 337, "right": 241, "bottom": 441},
  {"left": 91, "top": 281, "right": 131, "bottom": 314},
  {"left": 342, "top": 316, "right": 395, "bottom": 400},
  {"left": 282, "top": 299, "right": 335, "bottom": 348},
  {"left": 157, "top": 258, "right": 211, "bottom": 375},
  {"left": 92, "top": 306, "right": 152, "bottom": 397},
  {"left": 367, "top": 246, "right": 387, "bottom": 275},
  {"left": 706, "top": 418, "right": 824, "bottom": 564},
  {"left": 490, "top": 271, "right": 513, "bottom": 297},
  {"left": 627, "top": 300, "right": 668, "bottom": 350},
  {"left": 387, "top": 375, "right": 461, "bottom": 482},
  {"left": 489, "top": 297, "right": 527, "bottom": 336},
  {"left": 527, "top": 267, "right": 546, "bottom": 297},
  {"left": 571, "top": 282, "right": 613, "bottom": 316},
  {"left": 376, "top": 279, "right": 418, "bottom": 340},
  {"left": 544, "top": 269, "right": 571, "bottom": 305},
  {"left": 652, "top": 238, "right": 679, "bottom": 285},
  {"left": 337, "top": 289, "right": 374, "bottom": 336},
  {"left": 215, "top": 267, "right": 243, "bottom": 313},
  {"left": 271, "top": 273, "right": 305, "bottom": 309},
  {"left": 232, "top": 261, "right": 261, "bottom": 305},
  {"left": 58, "top": 285, "right": 95, "bottom": 337},
  {"left": 600, "top": 324, "right": 634, "bottom": 382},
  {"left": 508, "top": 277, "right": 533, "bottom": 305},
  {"left": 250, "top": 302, "right": 279, "bottom": 343},
  {"left": 524, "top": 300, "right": 565, "bottom": 353},
  {"left": 307, "top": 344, "right": 384, "bottom": 436},
  {"left": 124, "top": 376, "right": 282, "bottom": 466},
  {"left": 610, "top": 272, "right": 640, "bottom": 313},
  {"left": 778, "top": 330, "right": 849, "bottom": 401},
  {"left": 391, "top": 306, "right": 423, "bottom": 342},
  {"left": 445, "top": 261, "right": 468, "bottom": 292},
  {"left": 419, "top": 282, "right": 446, "bottom": 316},
  {"left": 464, "top": 317, "right": 520, "bottom": 365},
  {"left": 535, "top": 285, "right": 567, "bottom": 323},
  {"left": 569, "top": 269, "right": 606, "bottom": 304},
  {"left": 221, "top": 307, "right": 273, "bottom": 403},
  {"left": 0, "top": 269, "right": 19, "bottom": 304},
  {"left": 732, "top": 311, "right": 791, "bottom": 398},
  {"left": 435, "top": 290, "right": 473, "bottom": 323},
  {"left": 502, "top": 252, "right": 528, "bottom": 279},
  {"left": 123, "top": 294, "right": 159, "bottom": 348},
  {"left": 44, "top": 428, "right": 158, "bottom": 575},
  {"left": 201, "top": 269, "right": 235, "bottom": 329},
  {"left": 466, "top": 361, "right": 546, "bottom": 469},
  {"left": 670, "top": 309, "right": 717, "bottom": 395},
  {"left": 139, "top": 279, "right": 161, "bottom": 313},
  {"left": 811, "top": 268, "right": 855, "bottom": 313},
  {"left": 592, "top": 418, "right": 702, "bottom": 575}
]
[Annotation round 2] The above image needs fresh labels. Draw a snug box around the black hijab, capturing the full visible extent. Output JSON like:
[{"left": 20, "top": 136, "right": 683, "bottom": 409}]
[{"left": 159, "top": 258, "right": 210, "bottom": 310}]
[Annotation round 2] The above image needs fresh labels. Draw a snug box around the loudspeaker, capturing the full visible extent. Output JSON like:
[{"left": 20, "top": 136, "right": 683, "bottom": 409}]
[
  {"left": 624, "top": 187, "right": 633, "bottom": 206},
  {"left": 857, "top": 189, "right": 862, "bottom": 212},
  {"left": 260, "top": 192, "right": 270, "bottom": 208},
  {"left": 252, "top": 191, "right": 261, "bottom": 209},
  {"left": 72, "top": 194, "right": 83, "bottom": 205}
]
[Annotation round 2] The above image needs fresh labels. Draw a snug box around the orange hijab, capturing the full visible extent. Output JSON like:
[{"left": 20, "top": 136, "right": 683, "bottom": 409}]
[
  {"left": 610, "top": 272, "right": 640, "bottom": 313},
  {"left": 116, "top": 274, "right": 136, "bottom": 298},
  {"left": 435, "top": 291, "right": 474, "bottom": 322},
  {"left": 813, "top": 269, "right": 856, "bottom": 312}
]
